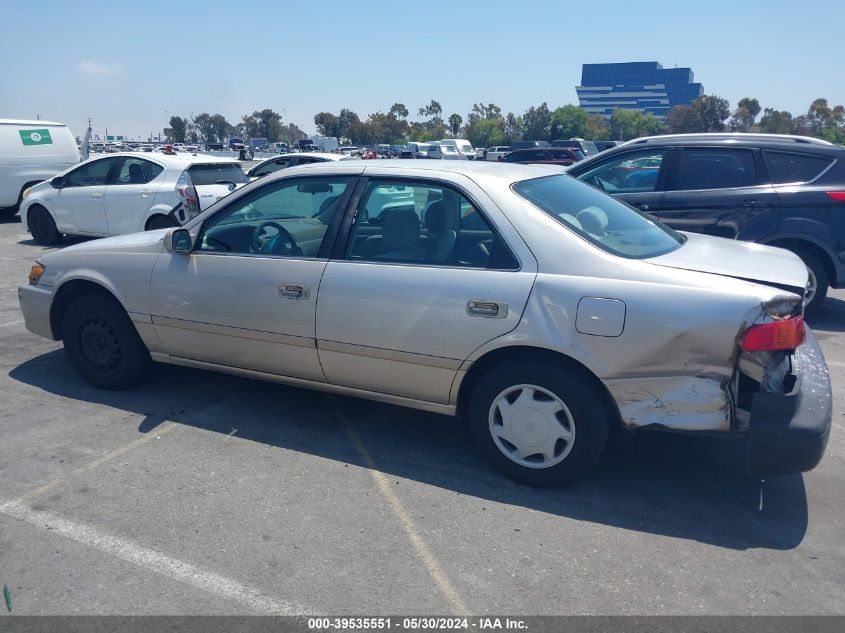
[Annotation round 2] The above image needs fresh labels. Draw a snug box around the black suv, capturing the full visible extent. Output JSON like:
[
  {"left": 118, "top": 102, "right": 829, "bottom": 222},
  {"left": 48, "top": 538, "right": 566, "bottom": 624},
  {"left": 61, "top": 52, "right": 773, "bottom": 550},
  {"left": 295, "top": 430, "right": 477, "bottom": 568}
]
[{"left": 566, "top": 133, "right": 845, "bottom": 310}]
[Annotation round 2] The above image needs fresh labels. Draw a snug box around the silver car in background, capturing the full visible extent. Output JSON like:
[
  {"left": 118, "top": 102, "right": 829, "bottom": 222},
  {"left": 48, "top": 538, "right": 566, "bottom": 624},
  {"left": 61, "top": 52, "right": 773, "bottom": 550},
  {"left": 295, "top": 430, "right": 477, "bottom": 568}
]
[{"left": 18, "top": 161, "right": 831, "bottom": 485}]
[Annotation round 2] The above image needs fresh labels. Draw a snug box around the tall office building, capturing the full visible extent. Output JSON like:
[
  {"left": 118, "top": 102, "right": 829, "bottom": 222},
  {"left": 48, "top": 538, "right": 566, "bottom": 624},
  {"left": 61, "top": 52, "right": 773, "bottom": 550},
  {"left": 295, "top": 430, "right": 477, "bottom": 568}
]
[{"left": 576, "top": 62, "right": 704, "bottom": 118}]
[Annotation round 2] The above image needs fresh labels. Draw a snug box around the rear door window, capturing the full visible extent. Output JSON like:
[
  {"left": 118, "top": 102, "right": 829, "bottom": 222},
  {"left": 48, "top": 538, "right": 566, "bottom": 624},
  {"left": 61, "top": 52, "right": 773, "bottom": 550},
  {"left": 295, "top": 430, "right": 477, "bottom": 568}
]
[
  {"left": 251, "top": 157, "right": 296, "bottom": 177},
  {"left": 674, "top": 148, "right": 759, "bottom": 190},
  {"left": 763, "top": 151, "right": 835, "bottom": 184},
  {"left": 114, "top": 157, "right": 164, "bottom": 185},
  {"left": 188, "top": 163, "right": 249, "bottom": 185}
]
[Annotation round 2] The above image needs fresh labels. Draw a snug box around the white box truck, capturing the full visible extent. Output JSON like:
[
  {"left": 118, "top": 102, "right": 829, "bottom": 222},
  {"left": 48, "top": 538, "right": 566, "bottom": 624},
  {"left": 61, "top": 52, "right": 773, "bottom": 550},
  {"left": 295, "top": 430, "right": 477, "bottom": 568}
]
[{"left": 1, "top": 119, "right": 79, "bottom": 217}]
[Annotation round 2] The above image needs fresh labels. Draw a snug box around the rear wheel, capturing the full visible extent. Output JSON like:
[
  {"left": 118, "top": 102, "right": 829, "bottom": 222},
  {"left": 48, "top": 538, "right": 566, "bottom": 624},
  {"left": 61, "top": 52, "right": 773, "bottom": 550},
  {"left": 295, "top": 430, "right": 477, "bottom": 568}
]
[
  {"left": 61, "top": 293, "right": 152, "bottom": 390},
  {"left": 793, "top": 249, "right": 828, "bottom": 313},
  {"left": 145, "top": 214, "right": 177, "bottom": 230},
  {"left": 468, "top": 360, "right": 609, "bottom": 486},
  {"left": 28, "top": 205, "right": 62, "bottom": 245}
]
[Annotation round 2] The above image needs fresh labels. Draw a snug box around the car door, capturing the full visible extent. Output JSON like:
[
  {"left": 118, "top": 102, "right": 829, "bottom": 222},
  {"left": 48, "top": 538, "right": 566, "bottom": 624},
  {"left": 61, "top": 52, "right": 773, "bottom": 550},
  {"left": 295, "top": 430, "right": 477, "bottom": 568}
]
[
  {"left": 658, "top": 147, "right": 780, "bottom": 240},
  {"left": 315, "top": 175, "right": 537, "bottom": 404},
  {"left": 103, "top": 156, "right": 165, "bottom": 234},
  {"left": 569, "top": 148, "right": 671, "bottom": 220},
  {"left": 52, "top": 156, "right": 119, "bottom": 234},
  {"left": 149, "top": 173, "right": 358, "bottom": 380}
]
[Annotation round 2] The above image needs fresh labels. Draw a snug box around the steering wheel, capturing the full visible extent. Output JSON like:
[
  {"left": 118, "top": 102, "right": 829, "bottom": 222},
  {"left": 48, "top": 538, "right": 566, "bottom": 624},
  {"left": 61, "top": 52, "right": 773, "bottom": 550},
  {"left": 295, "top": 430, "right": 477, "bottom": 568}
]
[{"left": 251, "top": 221, "right": 301, "bottom": 256}]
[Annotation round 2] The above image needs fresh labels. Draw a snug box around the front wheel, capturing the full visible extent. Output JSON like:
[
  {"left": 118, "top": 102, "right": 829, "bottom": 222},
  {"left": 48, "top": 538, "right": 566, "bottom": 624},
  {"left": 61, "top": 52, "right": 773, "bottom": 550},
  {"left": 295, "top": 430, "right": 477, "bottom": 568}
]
[
  {"left": 28, "top": 205, "right": 62, "bottom": 245},
  {"left": 62, "top": 293, "right": 152, "bottom": 390},
  {"left": 468, "top": 360, "right": 610, "bottom": 486}
]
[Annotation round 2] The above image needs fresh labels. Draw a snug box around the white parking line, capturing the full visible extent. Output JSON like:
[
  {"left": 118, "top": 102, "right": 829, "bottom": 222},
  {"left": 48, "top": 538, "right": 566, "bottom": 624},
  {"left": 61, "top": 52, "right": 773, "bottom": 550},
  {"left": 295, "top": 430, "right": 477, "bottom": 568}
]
[{"left": 0, "top": 498, "right": 309, "bottom": 615}]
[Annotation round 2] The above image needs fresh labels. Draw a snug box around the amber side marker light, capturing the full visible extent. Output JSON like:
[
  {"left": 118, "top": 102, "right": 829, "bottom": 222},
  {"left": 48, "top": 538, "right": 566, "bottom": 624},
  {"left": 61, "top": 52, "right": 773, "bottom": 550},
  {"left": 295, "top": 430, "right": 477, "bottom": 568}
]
[
  {"left": 28, "top": 263, "right": 45, "bottom": 285},
  {"left": 741, "top": 316, "right": 806, "bottom": 352}
]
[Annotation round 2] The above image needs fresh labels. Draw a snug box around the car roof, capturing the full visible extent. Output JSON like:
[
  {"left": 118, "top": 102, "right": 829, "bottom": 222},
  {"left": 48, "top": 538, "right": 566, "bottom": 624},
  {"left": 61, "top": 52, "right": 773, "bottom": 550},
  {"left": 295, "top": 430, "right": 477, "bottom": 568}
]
[
  {"left": 0, "top": 118, "right": 68, "bottom": 127},
  {"left": 83, "top": 152, "right": 244, "bottom": 166},
  {"left": 259, "top": 158, "right": 564, "bottom": 186},
  {"left": 620, "top": 133, "right": 835, "bottom": 149}
]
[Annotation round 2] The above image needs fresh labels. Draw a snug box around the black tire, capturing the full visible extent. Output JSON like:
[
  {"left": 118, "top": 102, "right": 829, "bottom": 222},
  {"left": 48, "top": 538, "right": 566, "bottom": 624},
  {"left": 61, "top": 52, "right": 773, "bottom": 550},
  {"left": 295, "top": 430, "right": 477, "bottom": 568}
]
[
  {"left": 61, "top": 293, "right": 152, "bottom": 390},
  {"left": 145, "top": 214, "right": 178, "bottom": 230},
  {"left": 28, "top": 205, "right": 62, "bottom": 245},
  {"left": 793, "top": 249, "right": 828, "bottom": 313},
  {"left": 468, "top": 360, "right": 610, "bottom": 486}
]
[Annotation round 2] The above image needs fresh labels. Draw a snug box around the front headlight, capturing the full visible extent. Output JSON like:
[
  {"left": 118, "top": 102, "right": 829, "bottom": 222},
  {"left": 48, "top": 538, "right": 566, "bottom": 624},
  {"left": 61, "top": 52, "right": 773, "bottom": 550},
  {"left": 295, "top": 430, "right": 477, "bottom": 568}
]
[
  {"left": 28, "top": 262, "right": 46, "bottom": 285},
  {"left": 21, "top": 186, "right": 34, "bottom": 200}
]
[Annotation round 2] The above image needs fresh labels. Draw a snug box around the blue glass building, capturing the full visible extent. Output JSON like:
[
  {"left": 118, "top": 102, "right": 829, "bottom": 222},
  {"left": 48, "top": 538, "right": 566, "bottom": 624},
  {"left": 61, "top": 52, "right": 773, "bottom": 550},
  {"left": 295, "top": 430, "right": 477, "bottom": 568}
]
[{"left": 576, "top": 62, "right": 703, "bottom": 118}]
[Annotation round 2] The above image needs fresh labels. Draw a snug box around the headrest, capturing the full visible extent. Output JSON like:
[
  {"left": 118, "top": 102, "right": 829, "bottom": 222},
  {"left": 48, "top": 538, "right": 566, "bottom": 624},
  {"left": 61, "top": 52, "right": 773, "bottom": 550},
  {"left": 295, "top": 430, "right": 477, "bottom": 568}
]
[
  {"left": 424, "top": 201, "right": 456, "bottom": 235},
  {"left": 382, "top": 209, "right": 421, "bottom": 250}
]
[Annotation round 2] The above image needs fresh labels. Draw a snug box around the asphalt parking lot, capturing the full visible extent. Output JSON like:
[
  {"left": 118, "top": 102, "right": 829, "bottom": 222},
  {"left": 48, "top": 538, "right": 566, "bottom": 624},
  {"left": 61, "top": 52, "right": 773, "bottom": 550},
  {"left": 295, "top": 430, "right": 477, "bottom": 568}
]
[{"left": 0, "top": 215, "right": 843, "bottom": 616}]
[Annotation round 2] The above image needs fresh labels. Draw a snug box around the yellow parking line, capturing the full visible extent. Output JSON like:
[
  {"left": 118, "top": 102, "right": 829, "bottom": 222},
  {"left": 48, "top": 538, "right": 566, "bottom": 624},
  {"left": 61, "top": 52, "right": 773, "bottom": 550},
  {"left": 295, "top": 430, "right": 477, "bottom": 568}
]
[
  {"left": 336, "top": 403, "right": 469, "bottom": 615},
  {"left": 20, "top": 421, "right": 177, "bottom": 500}
]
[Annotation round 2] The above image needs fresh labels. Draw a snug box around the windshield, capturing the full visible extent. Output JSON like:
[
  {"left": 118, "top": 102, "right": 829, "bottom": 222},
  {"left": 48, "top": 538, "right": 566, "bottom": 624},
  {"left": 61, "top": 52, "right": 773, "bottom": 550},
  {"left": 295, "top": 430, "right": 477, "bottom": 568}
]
[
  {"left": 442, "top": 146, "right": 457, "bottom": 153},
  {"left": 512, "top": 175, "right": 684, "bottom": 259},
  {"left": 188, "top": 163, "right": 249, "bottom": 185},
  {"left": 457, "top": 143, "right": 474, "bottom": 153},
  {"left": 582, "top": 141, "right": 599, "bottom": 155}
]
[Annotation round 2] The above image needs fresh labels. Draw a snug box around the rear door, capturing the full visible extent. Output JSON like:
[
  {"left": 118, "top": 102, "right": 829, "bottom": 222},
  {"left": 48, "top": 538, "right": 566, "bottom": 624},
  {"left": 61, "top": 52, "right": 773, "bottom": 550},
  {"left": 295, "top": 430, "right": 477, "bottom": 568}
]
[
  {"left": 103, "top": 156, "right": 165, "bottom": 234},
  {"left": 569, "top": 147, "right": 671, "bottom": 219},
  {"left": 52, "top": 156, "right": 119, "bottom": 234},
  {"left": 658, "top": 147, "right": 780, "bottom": 241},
  {"left": 315, "top": 175, "right": 537, "bottom": 404}
]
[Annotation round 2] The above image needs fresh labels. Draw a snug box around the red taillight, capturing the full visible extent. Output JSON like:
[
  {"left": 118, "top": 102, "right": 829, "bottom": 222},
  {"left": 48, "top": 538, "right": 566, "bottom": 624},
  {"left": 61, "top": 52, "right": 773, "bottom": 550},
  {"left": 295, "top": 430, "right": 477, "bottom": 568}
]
[
  {"left": 741, "top": 316, "right": 806, "bottom": 352},
  {"left": 827, "top": 191, "right": 845, "bottom": 202}
]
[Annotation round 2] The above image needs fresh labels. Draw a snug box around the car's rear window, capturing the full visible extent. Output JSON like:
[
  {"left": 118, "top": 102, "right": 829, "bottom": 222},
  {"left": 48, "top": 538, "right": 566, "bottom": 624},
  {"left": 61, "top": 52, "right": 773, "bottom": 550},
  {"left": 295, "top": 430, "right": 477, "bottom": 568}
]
[
  {"left": 513, "top": 175, "right": 684, "bottom": 259},
  {"left": 188, "top": 163, "right": 249, "bottom": 185},
  {"left": 763, "top": 151, "right": 835, "bottom": 184}
]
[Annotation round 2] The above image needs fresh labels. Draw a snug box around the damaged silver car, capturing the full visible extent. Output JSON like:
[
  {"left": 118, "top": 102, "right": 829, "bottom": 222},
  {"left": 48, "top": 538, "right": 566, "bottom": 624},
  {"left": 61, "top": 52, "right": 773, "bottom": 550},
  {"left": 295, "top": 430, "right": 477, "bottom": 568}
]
[{"left": 18, "top": 161, "right": 832, "bottom": 485}]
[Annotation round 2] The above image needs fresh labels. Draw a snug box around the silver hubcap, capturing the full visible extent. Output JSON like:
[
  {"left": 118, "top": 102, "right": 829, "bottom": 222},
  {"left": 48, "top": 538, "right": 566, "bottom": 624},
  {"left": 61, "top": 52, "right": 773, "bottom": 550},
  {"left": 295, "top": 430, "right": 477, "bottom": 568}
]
[
  {"left": 805, "top": 266, "right": 817, "bottom": 306},
  {"left": 488, "top": 384, "right": 575, "bottom": 469}
]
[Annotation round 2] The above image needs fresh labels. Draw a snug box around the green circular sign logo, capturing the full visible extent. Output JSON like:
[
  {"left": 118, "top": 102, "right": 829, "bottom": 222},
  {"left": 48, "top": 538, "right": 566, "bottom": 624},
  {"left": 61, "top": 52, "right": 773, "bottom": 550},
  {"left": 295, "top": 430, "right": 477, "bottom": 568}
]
[{"left": 30, "top": 132, "right": 42, "bottom": 142}]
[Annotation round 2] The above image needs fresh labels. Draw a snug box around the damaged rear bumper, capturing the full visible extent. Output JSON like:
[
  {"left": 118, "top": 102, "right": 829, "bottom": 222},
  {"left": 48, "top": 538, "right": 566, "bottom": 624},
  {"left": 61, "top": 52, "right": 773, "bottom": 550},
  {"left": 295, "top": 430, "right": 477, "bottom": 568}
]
[{"left": 747, "top": 328, "right": 832, "bottom": 474}]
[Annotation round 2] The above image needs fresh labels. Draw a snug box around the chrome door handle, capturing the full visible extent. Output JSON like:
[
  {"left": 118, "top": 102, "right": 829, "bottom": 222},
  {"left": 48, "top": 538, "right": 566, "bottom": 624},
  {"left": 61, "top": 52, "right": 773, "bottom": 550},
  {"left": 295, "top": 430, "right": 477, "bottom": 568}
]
[
  {"left": 467, "top": 300, "right": 507, "bottom": 319},
  {"left": 91, "top": 192, "right": 104, "bottom": 198},
  {"left": 140, "top": 190, "right": 153, "bottom": 197},
  {"left": 279, "top": 284, "right": 309, "bottom": 300}
]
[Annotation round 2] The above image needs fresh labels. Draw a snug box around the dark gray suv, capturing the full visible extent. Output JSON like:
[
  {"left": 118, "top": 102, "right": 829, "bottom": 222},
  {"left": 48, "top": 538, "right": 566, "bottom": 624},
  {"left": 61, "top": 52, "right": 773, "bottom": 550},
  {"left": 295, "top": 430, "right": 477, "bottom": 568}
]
[{"left": 566, "top": 133, "right": 845, "bottom": 310}]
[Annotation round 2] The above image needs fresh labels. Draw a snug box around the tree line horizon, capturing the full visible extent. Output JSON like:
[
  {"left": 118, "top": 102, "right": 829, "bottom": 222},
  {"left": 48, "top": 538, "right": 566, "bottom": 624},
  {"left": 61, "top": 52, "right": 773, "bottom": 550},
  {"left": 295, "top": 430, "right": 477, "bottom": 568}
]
[{"left": 166, "top": 96, "right": 845, "bottom": 147}]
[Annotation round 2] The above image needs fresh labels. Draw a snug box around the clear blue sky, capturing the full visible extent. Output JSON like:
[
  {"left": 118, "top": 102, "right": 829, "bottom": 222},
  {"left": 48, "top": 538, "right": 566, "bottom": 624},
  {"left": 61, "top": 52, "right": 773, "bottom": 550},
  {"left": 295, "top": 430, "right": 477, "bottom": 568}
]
[{"left": 2, "top": 0, "right": 842, "bottom": 140}]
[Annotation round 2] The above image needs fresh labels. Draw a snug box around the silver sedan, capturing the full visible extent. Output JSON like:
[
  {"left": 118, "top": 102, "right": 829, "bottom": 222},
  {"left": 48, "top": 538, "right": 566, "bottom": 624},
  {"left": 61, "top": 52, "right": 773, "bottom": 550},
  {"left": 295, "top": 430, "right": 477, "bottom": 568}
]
[{"left": 18, "top": 161, "right": 832, "bottom": 485}]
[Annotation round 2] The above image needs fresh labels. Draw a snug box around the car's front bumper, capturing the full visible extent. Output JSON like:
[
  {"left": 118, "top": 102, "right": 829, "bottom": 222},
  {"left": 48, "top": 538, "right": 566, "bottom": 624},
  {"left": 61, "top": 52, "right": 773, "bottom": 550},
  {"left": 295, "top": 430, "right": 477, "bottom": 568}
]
[
  {"left": 18, "top": 284, "right": 55, "bottom": 340},
  {"left": 747, "top": 328, "right": 832, "bottom": 474}
]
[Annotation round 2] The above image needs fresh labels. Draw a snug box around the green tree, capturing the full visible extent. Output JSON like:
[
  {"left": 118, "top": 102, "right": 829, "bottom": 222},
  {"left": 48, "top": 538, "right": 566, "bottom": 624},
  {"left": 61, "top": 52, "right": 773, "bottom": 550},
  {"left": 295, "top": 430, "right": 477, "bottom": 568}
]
[
  {"left": 193, "top": 113, "right": 215, "bottom": 142},
  {"left": 730, "top": 97, "right": 762, "bottom": 132},
  {"left": 168, "top": 116, "right": 187, "bottom": 143},
  {"left": 447, "top": 113, "right": 463, "bottom": 136},
  {"left": 758, "top": 108, "right": 794, "bottom": 134},
  {"left": 522, "top": 102, "right": 552, "bottom": 141},
  {"left": 549, "top": 105, "right": 589, "bottom": 140},
  {"left": 586, "top": 114, "right": 610, "bottom": 141},
  {"left": 314, "top": 112, "right": 340, "bottom": 138},
  {"left": 692, "top": 95, "right": 730, "bottom": 132},
  {"left": 466, "top": 117, "right": 505, "bottom": 147},
  {"left": 389, "top": 103, "right": 409, "bottom": 119},
  {"left": 210, "top": 114, "right": 233, "bottom": 143},
  {"left": 503, "top": 112, "right": 523, "bottom": 144},
  {"left": 418, "top": 100, "right": 443, "bottom": 124}
]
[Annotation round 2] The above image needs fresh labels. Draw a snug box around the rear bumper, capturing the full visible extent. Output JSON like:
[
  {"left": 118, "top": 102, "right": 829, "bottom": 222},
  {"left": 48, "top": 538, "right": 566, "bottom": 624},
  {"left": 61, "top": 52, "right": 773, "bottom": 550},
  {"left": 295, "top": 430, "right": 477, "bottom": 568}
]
[{"left": 747, "top": 328, "right": 832, "bottom": 474}]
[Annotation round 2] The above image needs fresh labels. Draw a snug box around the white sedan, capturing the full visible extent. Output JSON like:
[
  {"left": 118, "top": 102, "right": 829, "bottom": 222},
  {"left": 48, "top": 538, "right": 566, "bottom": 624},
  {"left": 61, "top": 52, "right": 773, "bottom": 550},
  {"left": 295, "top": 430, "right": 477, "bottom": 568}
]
[
  {"left": 19, "top": 152, "right": 249, "bottom": 244},
  {"left": 18, "top": 161, "right": 831, "bottom": 485}
]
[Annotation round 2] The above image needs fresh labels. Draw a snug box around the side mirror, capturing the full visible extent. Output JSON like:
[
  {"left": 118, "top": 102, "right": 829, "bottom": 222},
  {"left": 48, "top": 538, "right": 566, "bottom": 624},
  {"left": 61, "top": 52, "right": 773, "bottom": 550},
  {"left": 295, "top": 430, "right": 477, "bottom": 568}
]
[
  {"left": 51, "top": 176, "right": 64, "bottom": 189},
  {"left": 164, "top": 228, "right": 193, "bottom": 253}
]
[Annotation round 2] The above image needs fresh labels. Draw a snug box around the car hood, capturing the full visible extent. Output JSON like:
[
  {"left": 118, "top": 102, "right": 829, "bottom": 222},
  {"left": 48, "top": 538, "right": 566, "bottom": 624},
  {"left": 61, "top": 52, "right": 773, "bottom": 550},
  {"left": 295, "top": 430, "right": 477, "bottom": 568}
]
[
  {"left": 647, "top": 232, "right": 808, "bottom": 294},
  {"left": 43, "top": 229, "right": 167, "bottom": 261}
]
